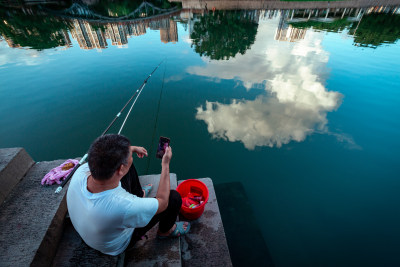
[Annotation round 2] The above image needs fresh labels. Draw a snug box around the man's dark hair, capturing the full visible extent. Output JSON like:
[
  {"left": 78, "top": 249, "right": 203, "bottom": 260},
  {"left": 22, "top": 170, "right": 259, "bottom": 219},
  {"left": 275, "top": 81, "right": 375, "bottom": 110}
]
[{"left": 88, "top": 134, "right": 131, "bottom": 180}]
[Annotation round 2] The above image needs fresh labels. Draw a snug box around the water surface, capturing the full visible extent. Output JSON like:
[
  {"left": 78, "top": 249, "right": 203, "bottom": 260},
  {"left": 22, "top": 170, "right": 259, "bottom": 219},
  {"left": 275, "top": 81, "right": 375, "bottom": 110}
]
[{"left": 1, "top": 2, "right": 400, "bottom": 266}]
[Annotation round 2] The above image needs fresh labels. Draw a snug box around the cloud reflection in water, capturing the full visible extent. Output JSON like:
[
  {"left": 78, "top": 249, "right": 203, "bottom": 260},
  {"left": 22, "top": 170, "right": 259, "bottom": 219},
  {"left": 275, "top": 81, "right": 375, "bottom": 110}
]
[
  {"left": 0, "top": 39, "right": 55, "bottom": 67},
  {"left": 191, "top": 17, "right": 343, "bottom": 149}
]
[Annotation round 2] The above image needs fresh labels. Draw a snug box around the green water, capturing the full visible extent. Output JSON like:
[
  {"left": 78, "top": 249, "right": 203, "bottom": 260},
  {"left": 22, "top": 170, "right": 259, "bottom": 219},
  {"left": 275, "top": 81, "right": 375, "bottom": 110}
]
[{"left": 1, "top": 2, "right": 400, "bottom": 266}]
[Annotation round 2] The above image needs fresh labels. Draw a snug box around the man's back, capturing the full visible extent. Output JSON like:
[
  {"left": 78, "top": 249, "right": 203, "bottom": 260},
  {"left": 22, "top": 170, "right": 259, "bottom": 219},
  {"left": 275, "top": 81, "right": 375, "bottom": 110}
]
[{"left": 67, "top": 163, "right": 158, "bottom": 255}]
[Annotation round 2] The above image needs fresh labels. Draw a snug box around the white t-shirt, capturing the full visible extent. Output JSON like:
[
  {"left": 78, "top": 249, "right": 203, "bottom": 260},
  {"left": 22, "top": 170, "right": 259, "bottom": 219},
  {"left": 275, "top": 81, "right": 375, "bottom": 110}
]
[{"left": 66, "top": 163, "right": 158, "bottom": 255}]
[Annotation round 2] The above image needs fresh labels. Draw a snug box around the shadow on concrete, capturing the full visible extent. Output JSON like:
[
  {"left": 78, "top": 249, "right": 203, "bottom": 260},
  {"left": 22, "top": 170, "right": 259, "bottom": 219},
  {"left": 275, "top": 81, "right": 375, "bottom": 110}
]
[{"left": 215, "top": 182, "right": 274, "bottom": 267}]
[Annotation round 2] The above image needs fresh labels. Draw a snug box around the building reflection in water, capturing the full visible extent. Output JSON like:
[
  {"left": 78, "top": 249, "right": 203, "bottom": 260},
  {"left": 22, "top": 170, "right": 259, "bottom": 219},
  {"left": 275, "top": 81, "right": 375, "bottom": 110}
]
[
  {"left": 275, "top": 20, "right": 307, "bottom": 42},
  {"left": 0, "top": 3, "right": 399, "bottom": 50},
  {"left": 69, "top": 18, "right": 178, "bottom": 50}
]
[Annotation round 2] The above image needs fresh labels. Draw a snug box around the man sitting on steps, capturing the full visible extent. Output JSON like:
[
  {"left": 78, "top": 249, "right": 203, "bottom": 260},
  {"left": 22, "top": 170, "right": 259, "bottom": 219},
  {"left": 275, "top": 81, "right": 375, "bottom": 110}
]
[{"left": 67, "top": 134, "right": 190, "bottom": 256}]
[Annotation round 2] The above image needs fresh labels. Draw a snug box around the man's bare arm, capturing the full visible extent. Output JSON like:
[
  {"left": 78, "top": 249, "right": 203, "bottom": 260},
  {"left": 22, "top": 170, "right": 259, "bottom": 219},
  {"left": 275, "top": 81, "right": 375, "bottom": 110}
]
[{"left": 155, "top": 146, "right": 172, "bottom": 214}]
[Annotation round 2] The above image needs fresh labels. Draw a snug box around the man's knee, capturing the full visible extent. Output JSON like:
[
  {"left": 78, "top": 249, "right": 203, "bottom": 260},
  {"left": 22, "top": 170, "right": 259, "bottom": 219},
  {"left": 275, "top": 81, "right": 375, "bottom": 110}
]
[{"left": 168, "top": 190, "right": 182, "bottom": 209}]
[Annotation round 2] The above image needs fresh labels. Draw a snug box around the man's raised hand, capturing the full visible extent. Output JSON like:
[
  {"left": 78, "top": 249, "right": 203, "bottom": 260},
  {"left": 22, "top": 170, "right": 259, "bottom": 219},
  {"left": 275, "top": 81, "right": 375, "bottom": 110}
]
[
  {"left": 132, "top": 146, "right": 148, "bottom": 158},
  {"left": 162, "top": 146, "right": 172, "bottom": 166}
]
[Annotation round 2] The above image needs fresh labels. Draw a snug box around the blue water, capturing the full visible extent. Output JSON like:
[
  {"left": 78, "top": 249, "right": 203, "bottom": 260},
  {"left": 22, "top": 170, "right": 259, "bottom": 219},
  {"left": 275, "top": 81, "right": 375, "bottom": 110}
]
[{"left": 1, "top": 6, "right": 400, "bottom": 266}]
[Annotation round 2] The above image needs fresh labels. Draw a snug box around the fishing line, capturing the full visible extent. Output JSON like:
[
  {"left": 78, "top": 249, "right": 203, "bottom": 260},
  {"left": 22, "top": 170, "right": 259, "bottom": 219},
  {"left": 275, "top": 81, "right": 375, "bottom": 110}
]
[
  {"left": 118, "top": 83, "right": 144, "bottom": 135},
  {"left": 146, "top": 60, "right": 167, "bottom": 175},
  {"left": 55, "top": 60, "right": 164, "bottom": 194},
  {"left": 102, "top": 60, "right": 164, "bottom": 136}
]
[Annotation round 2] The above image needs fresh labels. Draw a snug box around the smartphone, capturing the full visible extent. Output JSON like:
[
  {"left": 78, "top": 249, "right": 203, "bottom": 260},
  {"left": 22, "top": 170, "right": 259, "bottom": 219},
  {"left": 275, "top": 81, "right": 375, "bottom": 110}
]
[{"left": 156, "top": 136, "right": 170, "bottom": 159}]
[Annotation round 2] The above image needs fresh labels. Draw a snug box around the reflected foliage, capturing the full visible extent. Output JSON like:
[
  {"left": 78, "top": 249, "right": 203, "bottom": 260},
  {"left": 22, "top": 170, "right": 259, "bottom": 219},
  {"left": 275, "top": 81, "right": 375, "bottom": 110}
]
[
  {"left": 190, "top": 11, "right": 258, "bottom": 60},
  {"left": 351, "top": 14, "right": 400, "bottom": 48},
  {"left": 91, "top": 0, "right": 141, "bottom": 16},
  {"left": 0, "top": 9, "right": 71, "bottom": 50},
  {"left": 0, "top": 0, "right": 71, "bottom": 8},
  {"left": 91, "top": 0, "right": 179, "bottom": 17}
]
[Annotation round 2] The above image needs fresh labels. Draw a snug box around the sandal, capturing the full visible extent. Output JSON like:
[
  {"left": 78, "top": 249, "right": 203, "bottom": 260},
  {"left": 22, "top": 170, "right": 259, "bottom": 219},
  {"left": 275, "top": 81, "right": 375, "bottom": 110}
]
[
  {"left": 157, "top": 222, "right": 190, "bottom": 239},
  {"left": 142, "top": 184, "right": 152, "bottom": 198}
]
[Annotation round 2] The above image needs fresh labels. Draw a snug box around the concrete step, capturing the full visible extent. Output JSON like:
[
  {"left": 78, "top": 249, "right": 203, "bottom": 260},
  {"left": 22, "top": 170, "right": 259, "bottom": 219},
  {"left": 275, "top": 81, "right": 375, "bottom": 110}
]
[
  {"left": 0, "top": 159, "right": 70, "bottom": 266},
  {"left": 53, "top": 173, "right": 181, "bottom": 267},
  {"left": 124, "top": 173, "right": 181, "bottom": 267},
  {"left": 178, "top": 178, "right": 232, "bottom": 267},
  {"left": 0, "top": 148, "right": 34, "bottom": 206},
  {"left": 125, "top": 173, "right": 182, "bottom": 267},
  {"left": 51, "top": 218, "right": 124, "bottom": 267}
]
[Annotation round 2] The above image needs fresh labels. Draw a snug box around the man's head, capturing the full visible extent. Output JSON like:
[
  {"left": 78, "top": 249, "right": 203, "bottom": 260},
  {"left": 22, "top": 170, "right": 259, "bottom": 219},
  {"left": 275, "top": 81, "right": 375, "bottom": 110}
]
[{"left": 88, "top": 134, "right": 131, "bottom": 180}]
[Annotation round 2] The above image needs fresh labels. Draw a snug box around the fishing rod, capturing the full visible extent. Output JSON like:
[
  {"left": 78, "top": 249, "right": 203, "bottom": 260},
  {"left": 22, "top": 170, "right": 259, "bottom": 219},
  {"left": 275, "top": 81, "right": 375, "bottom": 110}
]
[
  {"left": 146, "top": 61, "right": 167, "bottom": 174},
  {"left": 55, "top": 60, "right": 164, "bottom": 194}
]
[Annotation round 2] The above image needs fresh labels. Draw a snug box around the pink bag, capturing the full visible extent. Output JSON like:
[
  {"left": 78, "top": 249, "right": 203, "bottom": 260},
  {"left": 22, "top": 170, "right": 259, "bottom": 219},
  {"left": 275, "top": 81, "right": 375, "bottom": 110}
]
[{"left": 41, "top": 159, "right": 79, "bottom": 185}]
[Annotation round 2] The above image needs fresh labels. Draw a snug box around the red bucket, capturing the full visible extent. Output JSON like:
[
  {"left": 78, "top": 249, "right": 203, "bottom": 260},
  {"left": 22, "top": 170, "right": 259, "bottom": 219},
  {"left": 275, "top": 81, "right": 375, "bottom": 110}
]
[{"left": 177, "top": 179, "right": 209, "bottom": 220}]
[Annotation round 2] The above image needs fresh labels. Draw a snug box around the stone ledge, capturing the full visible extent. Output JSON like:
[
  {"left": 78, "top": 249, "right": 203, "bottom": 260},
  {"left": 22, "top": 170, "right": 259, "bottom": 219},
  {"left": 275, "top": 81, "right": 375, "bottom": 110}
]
[
  {"left": 178, "top": 178, "right": 232, "bottom": 267},
  {"left": 0, "top": 147, "right": 34, "bottom": 206},
  {"left": 0, "top": 159, "right": 69, "bottom": 267}
]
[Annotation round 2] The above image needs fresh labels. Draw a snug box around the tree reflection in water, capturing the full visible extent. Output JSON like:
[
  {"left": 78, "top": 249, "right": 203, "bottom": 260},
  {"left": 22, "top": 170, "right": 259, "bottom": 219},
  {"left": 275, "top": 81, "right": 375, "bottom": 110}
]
[
  {"left": 351, "top": 13, "right": 400, "bottom": 48},
  {"left": 290, "top": 13, "right": 400, "bottom": 48},
  {"left": 190, "top": 11, "right": 258, "bottom": 60},
  {"left": 91, "top": 0, "right": 180, "bottom": 17},
  {"left": 0, "top": 9, "right": 71, "bottom": 50}
]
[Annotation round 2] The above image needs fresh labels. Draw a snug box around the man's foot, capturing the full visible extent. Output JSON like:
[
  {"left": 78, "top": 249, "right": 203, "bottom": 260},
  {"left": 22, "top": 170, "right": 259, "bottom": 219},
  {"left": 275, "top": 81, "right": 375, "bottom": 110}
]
[
  {"left": 142, "top": 184, "right": 152, "bottom": 198},
  {"left": 157, "top": 222, "right": 190, "bottom": 238}
]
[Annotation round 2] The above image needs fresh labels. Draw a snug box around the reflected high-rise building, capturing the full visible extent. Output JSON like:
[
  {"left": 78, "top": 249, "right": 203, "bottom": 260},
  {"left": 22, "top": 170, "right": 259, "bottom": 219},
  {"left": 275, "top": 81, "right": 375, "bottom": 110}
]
[
  {"left": 275, "top": 24, "right": 307, "bottom": 42},
  {"left": 106, "top": 23, "right": 128, "bottom": 47},
  {"left": 3, "top": 36, "right": 21, "bottom": 48},
  {"left": 71, "top": 20, "right": 92, "bottom": 49},
  {"left": 71, "top": 19, "right": 107, "bottom": 50},
  {"left": 160, "top": 20, "right": 178, "bottom": 43},
  {"left": 275, "top": 15, "right": 307, "bottom": 42},
  {"left": 128, "top": 23, "right": 147, "bottom": 37},
  {"left": 69, "top": 17, "right": 179, "bottom": 49},
  {"left": 61, "top": 29, "right": 73, "bottom": 49}
]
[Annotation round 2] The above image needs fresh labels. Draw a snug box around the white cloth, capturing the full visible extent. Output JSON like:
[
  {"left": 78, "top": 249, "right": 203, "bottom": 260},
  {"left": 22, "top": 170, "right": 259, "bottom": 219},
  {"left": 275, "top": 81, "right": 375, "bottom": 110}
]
[{"left": 66, "top": 163, "right": 158, "bottom": 255}]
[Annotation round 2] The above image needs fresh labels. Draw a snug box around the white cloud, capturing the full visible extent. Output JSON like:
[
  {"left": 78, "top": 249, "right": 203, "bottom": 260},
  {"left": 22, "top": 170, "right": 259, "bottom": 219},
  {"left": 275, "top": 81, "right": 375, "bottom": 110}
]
[
  {"left": 181, "top": 34, "right": 192, "bottom": 45},
  {"left": 196, "top": 96, "right": 332, "bottom": 149},
  {"left": 0, "top": 39, "right": 61, "bottom": 67},
  {"left": 192, "top": 16, "right": 345, "bottom": 149}
]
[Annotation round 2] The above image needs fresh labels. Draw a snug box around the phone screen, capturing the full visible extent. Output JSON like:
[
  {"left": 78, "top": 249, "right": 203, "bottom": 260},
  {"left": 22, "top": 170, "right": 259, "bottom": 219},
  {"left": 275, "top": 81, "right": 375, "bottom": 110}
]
[{"left": 156, "top": 136, "right": 170, "bottom": 159}]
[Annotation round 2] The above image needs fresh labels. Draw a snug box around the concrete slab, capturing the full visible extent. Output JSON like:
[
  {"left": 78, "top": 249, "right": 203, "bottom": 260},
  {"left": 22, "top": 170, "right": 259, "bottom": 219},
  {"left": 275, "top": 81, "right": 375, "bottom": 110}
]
[
  {"left": 125, "top": 173, "right": 181, "bottom": 267},
  {"left": 125, "top": 226, "right": 181, "bottom": 267},
  {"left": 178, "top": 178, "right": 232, "bottom": 267},
  {"left": 52, "top": 219, "right": 123, "bottom": 267},
  {"left": 0, "top": 148, "right": 34, "bottom": 206},
  {"left": 0, "top": 159, "right": 70, "bottom": 267},
  {"left": 138, "top": 173, "right": 178, "bottom": 197}
]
